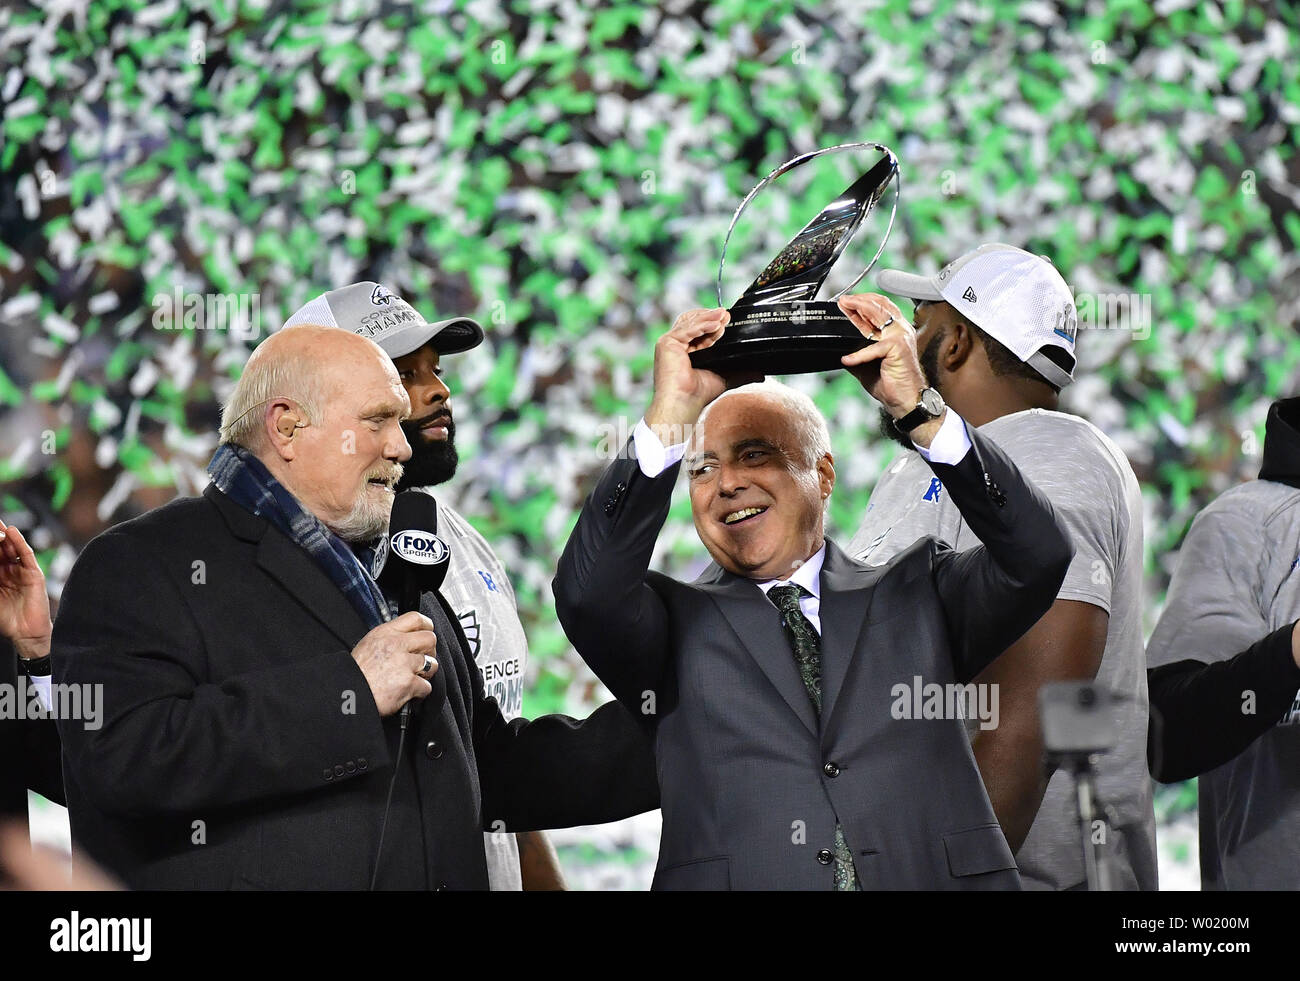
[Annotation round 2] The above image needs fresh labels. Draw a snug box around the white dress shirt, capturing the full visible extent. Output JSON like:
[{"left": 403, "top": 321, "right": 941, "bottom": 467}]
[{"left": 30, "top": 672, "right": 52, "bottom": 712}]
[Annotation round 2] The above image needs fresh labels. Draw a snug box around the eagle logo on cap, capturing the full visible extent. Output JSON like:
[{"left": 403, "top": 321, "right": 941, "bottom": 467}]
[{"left": 371, "top": 284, "right": 392, "bottom": 306}]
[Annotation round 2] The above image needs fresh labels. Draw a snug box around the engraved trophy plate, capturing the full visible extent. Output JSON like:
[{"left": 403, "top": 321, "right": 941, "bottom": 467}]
[{"left": 691, "top": 143, "right": 900, "bottom": 375}]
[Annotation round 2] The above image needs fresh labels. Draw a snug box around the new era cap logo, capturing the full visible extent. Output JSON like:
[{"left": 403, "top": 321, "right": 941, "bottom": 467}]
[
  {"left": 371, "top": 284, "right": 392, "bottom": 306},
  {"left": 961, "top": 286, "right": 977, "bottom": 303}
]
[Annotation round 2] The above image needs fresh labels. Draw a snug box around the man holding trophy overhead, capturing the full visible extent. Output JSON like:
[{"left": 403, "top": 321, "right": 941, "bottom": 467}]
[
  {"left": 553, "top": 144, "right": 1076, "bottom": 889},
  {"left": 554, "top": 290, "right": 1073, "bottom": 888}
]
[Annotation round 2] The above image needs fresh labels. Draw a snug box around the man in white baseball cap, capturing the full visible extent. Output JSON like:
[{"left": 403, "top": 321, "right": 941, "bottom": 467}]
[
  {"left": 283, "top": 282, "right": 573, "bottom": 890},
  {"left": 875, "top": 242, "right": 1078, "bottom": 394},
  {"left": 283, "top": 280, "right": 486, "bottom": 359},
  {"left": 845, "top": 243, "right": 1158, "bottom": 890}
]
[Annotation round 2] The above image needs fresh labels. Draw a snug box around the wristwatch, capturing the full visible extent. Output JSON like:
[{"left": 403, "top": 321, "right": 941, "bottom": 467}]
[
  {"left": 17, "top": 651, "right": 52, "bottom": 677},
  {"left": 894, "top": 387, "right": 946, "bottom": 434}
]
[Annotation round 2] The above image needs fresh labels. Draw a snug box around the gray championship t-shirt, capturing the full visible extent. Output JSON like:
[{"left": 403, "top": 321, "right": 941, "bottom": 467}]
[
  {"left": 1146, "top": 479, "right": 1300, "bottom": 889},
  {"left": 420, "top": 494, "right": 530, "bottom": 891},
  {"left": 848, "top": 408, "right": 1158, "bottom": 890}
]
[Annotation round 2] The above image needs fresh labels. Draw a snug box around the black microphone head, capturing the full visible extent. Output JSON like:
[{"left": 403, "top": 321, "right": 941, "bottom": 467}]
[
  {"left": 385, "top": 490, "right": 451, "bottom": 720},
  {"left": 385, "top": 490, "right": 451, "bottom": 594}
]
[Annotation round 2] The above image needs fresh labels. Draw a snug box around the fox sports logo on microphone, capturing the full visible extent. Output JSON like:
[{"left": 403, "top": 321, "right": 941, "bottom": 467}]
[{"left": 390, "top": 529, "right": 450, "bottom": 565}]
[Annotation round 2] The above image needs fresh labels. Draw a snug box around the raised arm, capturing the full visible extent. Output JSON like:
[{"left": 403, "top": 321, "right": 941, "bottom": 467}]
[
  {"left": 553, "top": 442, "right": 677, "bottom": 706},
  {"left": 0, "top": 523, "right": 64, "bottom": 805},
  {"left": 838, "top": 293, "right": 1072, "bottom": 682},
  {"left": 554, "top": 308, "right": 738, "bottom": 708},
  {"left": 924, "top": 427, "right": 1073, "bottom": 680}
]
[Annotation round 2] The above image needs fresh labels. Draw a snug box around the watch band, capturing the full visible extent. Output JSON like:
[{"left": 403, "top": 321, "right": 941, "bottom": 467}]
[
  {"left": 894, "top": 404, "right": 931, "bottom": 434},
  {"left": 896, "top": 390, "right": 944, "bottom": 434},
  {"left": 17, "top": 652, "right": 52, "bottom": 677}
]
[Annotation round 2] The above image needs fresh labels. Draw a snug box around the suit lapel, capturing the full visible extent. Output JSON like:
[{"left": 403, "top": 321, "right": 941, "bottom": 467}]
[
  {"left": 696, "top": 564, "right": 819, "bottom": 738},
  {"left": 205, "top": 484, "right": 370, "bottom": 649},
  {"left": 817, "top": 541, "right": 880, "bottom": 733}
]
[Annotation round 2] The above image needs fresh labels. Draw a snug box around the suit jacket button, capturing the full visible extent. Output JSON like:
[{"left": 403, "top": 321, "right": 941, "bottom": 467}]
[
  {"left": 345, "top": 760, "right": 357, "bottom": 773},
  {"left": 425, "top": 740, "right": 444, "bottom": 760},
  {"left": 816, "top": 849, "right": 834, "bottom": 865},
  {"left": 823, "top": 762, "right": 840, "bottom": 778},
  {"left": 602, "top": 499, "right": 615, "bottom": 515},
  {"left": 333, "top": 764, "right": 346, "bottom": 777},
  {"left": 614, "top": 481, "right": 627, "bottom": 496},
  {"left": 358, "top": 758, "right": 368, "bottom": 770},
  {"left": 323, "top": 768, "right": 334, "bottom": 781}
]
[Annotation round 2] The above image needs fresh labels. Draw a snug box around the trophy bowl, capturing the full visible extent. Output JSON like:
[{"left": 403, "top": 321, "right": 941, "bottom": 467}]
[{"left": 691, "top": 142, "right": 901, "bottom": 375}]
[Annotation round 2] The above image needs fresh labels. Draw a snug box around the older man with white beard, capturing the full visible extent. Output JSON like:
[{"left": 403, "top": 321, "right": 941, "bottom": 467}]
[{"left": 52, "top": 325, "right": 658, "bottom": 889}]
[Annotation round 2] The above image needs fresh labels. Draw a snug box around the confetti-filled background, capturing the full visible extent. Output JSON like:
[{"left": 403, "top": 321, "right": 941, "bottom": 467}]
[{"left": 2, "top": 0, "right": 1298, "bottom": 889}]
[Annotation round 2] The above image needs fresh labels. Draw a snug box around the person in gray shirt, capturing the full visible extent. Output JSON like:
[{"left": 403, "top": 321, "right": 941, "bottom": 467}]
[
  {"left": 848, "top": 244, "right": 1158, "bottom": 890},
  {"left": 1147, "top": 395, "right": 1300, "bottom": 889}
]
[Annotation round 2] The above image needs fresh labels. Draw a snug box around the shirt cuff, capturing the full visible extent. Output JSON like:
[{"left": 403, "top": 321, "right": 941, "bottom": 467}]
[
  {"left": 632, "top": 418, "right": 688, "bottom": 478},
  {"left": 912, "top": 409, "right": 971, "bottom": 465},
  {"left": 31, "top": 675, "right": 52, "bottom": 713}
]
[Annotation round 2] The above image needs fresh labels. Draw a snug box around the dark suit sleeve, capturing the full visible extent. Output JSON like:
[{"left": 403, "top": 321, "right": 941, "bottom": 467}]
[
  {"left": 17, "top": 681, "right": 66, "bottom": 805},
  {"left": 552, "top": 441, "right": 677, "bottom": 708},
  {"left": 53, "top": 531, "right": 391, "bottom": 818},
  {"left": 924, "top": 422, "right": 1073, "bottom": 682},
  {"left": 1147, "top": 622, "right": 1300, "bottom": 782},
  {"left": 425, "top": 593, "right": 658, "bottom": 832},
  {"left": 1, "top": 639, "right": 65, "bottom": 807},
  {"left": 475, "top": 698, "right": 659, "bottom": 832}
]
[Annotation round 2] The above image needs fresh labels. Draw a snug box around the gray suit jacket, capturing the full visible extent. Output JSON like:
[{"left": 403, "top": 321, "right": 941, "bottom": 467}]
[{"left": 554, "top": 421, "right": 1071, "bottom": 890}]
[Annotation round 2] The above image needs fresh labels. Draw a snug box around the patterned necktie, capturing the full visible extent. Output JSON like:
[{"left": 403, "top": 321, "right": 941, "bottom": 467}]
[{"left": 768, "top": 582, "right": 859, "bottom": 892}]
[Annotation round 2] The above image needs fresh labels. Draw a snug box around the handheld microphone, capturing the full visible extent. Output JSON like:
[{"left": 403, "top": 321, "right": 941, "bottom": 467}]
[
  {"left": 382, "top": 490, "right": 452, "bottom": 723},
  {"left": 370, "top": 489, "right": 453, "bottom": 891}
]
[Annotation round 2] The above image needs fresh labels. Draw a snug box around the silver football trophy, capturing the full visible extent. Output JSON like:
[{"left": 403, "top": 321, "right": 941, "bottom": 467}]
[{"left": 691, "top": 142, "right": 901, "bottom": 375}]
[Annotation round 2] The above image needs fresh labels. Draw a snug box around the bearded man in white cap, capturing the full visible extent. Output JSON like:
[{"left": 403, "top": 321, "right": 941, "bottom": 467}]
[{"left": 847, "top": 244, "right": 1157, "bottom": 890}]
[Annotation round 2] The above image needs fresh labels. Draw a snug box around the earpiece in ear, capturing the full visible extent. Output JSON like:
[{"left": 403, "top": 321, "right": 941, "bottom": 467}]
[{"left": 278, "top": 414, "right": 299, "bottom": 437}]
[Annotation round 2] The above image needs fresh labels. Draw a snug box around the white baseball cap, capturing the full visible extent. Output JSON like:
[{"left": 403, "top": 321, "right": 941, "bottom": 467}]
[
  {"left": 282, "top": 281, "right": 484, "bottom": 359},
  {"left": 877, "top": 243, "right": 1078, "bottom": 389}
]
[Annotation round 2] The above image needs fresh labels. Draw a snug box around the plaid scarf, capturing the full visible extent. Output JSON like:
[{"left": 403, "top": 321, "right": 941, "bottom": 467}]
[{"left": 207, "top": 443, "right": 394, "bottom": 629}]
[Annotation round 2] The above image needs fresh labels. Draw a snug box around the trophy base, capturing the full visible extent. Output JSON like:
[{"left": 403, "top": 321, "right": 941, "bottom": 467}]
[{"left": 689, "top": 301, "right": 871, "bottom": 375}]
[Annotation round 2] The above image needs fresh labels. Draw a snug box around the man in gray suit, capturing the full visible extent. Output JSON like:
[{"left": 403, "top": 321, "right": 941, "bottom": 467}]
[{"left": 554, "top": 295, "right": 1072, "bottom": 890}]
